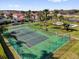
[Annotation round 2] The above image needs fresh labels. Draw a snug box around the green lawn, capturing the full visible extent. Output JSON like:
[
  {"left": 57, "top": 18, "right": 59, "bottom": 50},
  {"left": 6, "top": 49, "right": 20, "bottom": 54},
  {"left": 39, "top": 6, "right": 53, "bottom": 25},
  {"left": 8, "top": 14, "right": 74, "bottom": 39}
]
[
  {"left": 25, "top": 20, "right": 79, "bottom": 39},
  {"left": 6, "top": 20, "right": 79, "bottom": 59},
  {"left": 60, "top": 41, "right": 79, "bottom": 59},
  {"left": 0, "top": 44, "right": 7, "bottom": 59}
]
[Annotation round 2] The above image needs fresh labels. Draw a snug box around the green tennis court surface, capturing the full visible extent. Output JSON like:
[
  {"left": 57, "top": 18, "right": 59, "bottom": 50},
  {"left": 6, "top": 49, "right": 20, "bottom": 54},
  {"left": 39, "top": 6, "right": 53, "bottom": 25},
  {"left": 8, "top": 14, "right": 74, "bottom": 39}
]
[{"left": 6, "top": 25, "right": 70, "bottom": 59}]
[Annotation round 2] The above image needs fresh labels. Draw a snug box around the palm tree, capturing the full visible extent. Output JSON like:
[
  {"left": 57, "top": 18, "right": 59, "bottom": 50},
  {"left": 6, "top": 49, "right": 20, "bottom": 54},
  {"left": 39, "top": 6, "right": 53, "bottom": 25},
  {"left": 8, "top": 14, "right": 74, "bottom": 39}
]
[
  {"left": 63, "top": 23, "right": 70, "bottom": 31},
  {"left": 43, "top": 9, "right": 49, "bottom": 31},
  {"left": 59, "top": 15, "right": 64, "bottom": 21},
  {"left": 33, "top": 11, "right": 36, "bottom": 22},
  {"left": 28, "top": 10, "right": 31, "bottom": 22},
  {"left": 38, "top": 11, "right": 43, "bottom": 29},
  {"left": 0, "top": 25, "right": 7, "bottom": 34},
  {"left": 9, "top": 13, "right": 13, "bottom": 19},
  {"left": 43, "top": 9, "right": 49, "bottom": 21},
  {"left": 53, "top": 10, "right": 59, "bottom": 21}
]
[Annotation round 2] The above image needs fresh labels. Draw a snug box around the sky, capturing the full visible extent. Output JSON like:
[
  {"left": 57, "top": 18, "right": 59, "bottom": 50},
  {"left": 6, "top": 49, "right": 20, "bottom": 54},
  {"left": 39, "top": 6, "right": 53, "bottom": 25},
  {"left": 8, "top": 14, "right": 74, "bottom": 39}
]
[{"left": 0, "top": 0, "right": 79, "bottom": 11}]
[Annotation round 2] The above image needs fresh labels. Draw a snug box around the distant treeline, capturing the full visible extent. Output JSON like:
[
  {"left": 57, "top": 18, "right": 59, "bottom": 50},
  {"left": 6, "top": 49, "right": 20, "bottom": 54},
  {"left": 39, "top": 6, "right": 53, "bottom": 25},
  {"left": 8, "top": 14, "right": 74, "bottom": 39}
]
[{"left": 0, "top": 9, "right": 79, "bottom": 15}]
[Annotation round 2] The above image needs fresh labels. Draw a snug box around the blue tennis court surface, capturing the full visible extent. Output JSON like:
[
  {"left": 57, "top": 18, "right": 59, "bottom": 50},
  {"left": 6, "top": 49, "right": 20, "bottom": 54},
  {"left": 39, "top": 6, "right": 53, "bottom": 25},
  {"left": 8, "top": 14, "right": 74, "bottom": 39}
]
[{"left": 10, "top": 28, "right": 48, "bottom": 47}]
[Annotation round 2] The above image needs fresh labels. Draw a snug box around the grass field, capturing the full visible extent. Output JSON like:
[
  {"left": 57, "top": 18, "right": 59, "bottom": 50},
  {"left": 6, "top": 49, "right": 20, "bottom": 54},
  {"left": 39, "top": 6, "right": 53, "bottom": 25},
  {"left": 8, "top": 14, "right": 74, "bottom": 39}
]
[
  {"left": 23, "top": 22, "right": 79, "bottom": 59},
  {"left": 26, "top": 21, "right": 79, "bottom": 59},
  {"left": 24, "top": 21, "right": 79, "bottom": 39},
  {"left": 0, "top": 44, "right": 7, "bottom": 59},
  {"left": 6, "top": 20, "right": 79, "bottom": 59},
  {"left": 59, "top": 40, "right": 79, "bottom": 59}
]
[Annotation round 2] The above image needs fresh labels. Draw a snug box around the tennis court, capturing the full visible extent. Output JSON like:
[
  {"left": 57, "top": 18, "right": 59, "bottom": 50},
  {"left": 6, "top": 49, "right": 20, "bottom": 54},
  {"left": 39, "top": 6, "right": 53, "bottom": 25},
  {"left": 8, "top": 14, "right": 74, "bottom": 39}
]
[
  {"left": 11, "top": 28, "right": 48, "bottom": 47},
  {"left": 7, "top": 25, "right": 70, "bottom": 59}
]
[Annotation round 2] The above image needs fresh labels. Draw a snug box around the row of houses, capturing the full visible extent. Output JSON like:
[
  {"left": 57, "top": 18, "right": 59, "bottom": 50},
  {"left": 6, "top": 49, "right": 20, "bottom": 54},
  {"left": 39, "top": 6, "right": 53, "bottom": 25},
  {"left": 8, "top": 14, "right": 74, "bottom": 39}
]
[{"left": 0, "top": 10, "right": 79, "bottom": 24}]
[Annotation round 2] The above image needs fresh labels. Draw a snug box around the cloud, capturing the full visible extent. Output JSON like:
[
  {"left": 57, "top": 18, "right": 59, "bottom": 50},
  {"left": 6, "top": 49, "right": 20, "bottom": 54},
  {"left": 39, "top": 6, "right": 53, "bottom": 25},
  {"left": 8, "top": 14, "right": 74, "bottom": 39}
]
[
  {"left": 8, "top": 4, "right": 20, "bottom": 8},
  {"left": 48, "top": 0, "right": 68, "bottom": 3},
  {"left": 7, "top": 4, "right": 22, "bottom": 10}
]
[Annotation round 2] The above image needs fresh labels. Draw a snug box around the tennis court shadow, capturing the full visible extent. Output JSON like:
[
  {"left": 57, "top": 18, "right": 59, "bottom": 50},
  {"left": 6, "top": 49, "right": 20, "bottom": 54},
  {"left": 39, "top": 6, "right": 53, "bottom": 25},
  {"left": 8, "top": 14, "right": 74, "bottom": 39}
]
[
  {"left": 0, "top": 55, "right": 3, "bottom": 59},
  {"left": 62, "top": 28, "right": 78, "bottom": 32},
  {"left": 40, "top": 50, "right": 57, "bottom": 59},
  {"left": 69, "top": 29, "right": 78, "bottom": 32},
  {"left": 21, "top": 53, "right": 37, "bottom": 59},
  {"left": 53, "top": 26, "right": 61, "bottom": 29},
  {"left": 16, "top": 40, "right": 26, "bottom": 47}
]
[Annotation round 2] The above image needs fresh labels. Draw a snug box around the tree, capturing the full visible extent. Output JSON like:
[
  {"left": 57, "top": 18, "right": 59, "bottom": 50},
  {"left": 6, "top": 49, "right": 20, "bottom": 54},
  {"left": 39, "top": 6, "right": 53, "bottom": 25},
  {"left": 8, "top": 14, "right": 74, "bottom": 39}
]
[
  {"left": 43, "top": 9, "right": 49, "bottom": 31},
  {"left": 63, "top": 23, "right": 70, "bottom": 31},
  {"left": 0, "top": 13, "right": 5, "bottom": 19},
  {"left": 53, "top": 10, "right": 59, "bottom": 21},
  {"left": 28, "top": 10, "right": 31, "bottom": 22},
  {"left": 59, "top": 15, "right": 64, "bottom": 21},
  {"left": 40, "top": 50, "right": 55, "bottom": 59},
  {"left": 43, "top": 9, "right": 49, "bottom": 21},
  {"left": 38, "top": 11, "right": 43, "bottom": 29},
  {"left": 33, "top": 11, "right": 36, "bottom": 21},
  {"left": 0, "top": 25, "right": 7, "bottom": 34},
  {"left": 9, "top": 13, "right": 13, "bottom": 19}
]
